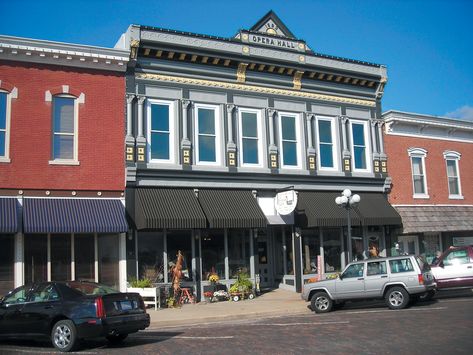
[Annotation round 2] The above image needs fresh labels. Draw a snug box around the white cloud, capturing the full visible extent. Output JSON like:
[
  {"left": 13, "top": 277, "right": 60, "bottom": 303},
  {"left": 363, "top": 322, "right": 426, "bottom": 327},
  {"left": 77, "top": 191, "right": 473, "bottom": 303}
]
[{"left": 445, "top": 105, "right": 473, "bottom": 122}]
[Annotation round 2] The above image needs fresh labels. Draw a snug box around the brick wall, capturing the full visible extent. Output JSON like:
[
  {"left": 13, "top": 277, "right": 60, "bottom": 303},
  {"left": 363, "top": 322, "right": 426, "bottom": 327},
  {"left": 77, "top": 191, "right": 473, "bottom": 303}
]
[
  {"left": 384, "top": 133, "right": 473, "bottom": 205},
  {"left": 0, "top": 61, "right": 125, "bottom": 191}
]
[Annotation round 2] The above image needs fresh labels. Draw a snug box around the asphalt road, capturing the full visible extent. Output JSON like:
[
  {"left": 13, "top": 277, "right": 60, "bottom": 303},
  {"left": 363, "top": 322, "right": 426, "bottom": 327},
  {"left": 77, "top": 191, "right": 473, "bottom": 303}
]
[{"left": 1, "top": 291, "right": 472, "bottom": 354}]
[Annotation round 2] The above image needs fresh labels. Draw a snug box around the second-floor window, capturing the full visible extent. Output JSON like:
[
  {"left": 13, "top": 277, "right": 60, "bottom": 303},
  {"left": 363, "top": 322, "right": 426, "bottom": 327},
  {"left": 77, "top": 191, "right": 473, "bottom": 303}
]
[
  {"left": 350, "top": 120, "right": 370, "bottom": 172},
  {"left": 52, "top": 96, "right": 76, "bottom": 161},
  {"left": 316, "top": 116, "right": 337, "bottom": 170},
  {"left": 195, "top": 104, "right": 221, "bottom": 166},
  {"left": 238, "top": 108, "right": 263, "bottom": 167},
  {"left": 408, "top": 148, "right": 428, "bottom": 198},
  {"left": 444, "top": 151, "right": 462, "bottom": 198},
  {"left": 0, "top": 92, "right": 7, "bottom": 158},
  {"left": 279, "top": 112, "right": 301, "bottom": 169},
  {"left": 147, "top": 100, "right": 175, "bottom": 163}
]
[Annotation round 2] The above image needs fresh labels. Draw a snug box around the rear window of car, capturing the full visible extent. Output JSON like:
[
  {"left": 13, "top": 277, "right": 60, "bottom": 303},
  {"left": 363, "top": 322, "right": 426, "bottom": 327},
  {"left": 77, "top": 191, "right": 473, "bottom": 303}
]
[
  {"left": 416, "top": 256, "right": 431, "bottom": 272},
  {"left": 389, "top": 258, "right": 414, "bottom": 273},
  {"left": 66, "top": 282, "right": 118, "bottom": 296}
]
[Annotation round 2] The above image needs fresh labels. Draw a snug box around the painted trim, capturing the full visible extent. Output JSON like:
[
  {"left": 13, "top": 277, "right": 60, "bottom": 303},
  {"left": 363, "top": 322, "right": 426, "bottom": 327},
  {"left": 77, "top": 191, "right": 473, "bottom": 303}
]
[
  {"left": 315, "top": 115, "right": 339, "bottom": 172},
  {"left": 237, "top": 107, "right": 264, "bottom": 168},
  {"left": 0, "top": 89, "right": 15, "bottom": 162},
  {"left": 194, "top": 103, "right": 223, "bottom": 166},
  {"left": 277, "top": 111, "right": 302, "bottom": 169},
  {"left": 408, "top": 148, "right": 429, "bottom": 199},
  {"left": 349, "top": 119, "right": 372, "bottom": 173},
  {"left": 444, "top": 153, "right": 463, "bottom": 199},
  {"left": 146, "top": 98, "right": 177, "bottom": 164}
]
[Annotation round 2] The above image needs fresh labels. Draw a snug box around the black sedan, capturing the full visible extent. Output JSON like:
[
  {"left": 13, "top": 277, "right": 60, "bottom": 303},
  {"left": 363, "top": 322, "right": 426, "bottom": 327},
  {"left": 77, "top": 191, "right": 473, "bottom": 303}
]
[{"left": 0, "top": 281, "right": 150, "bottom": 352}]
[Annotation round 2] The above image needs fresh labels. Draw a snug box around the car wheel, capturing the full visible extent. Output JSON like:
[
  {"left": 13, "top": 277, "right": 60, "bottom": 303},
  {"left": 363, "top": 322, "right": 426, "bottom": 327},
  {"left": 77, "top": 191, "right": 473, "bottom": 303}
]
[
  {"left": 386, "top": 287, "right": 410, "bottom": 310},
  {"left": 51, "top": 319, "right": 78, "bottom": 352},
  {"left": 419, "top": 290, "right": 436, "bottom": 302},
  {"left": 106, "top": 334, "right": 128, "bottom": 344},
  {"left": 310, "top": 292, "right": 333, "bottom": 313}
]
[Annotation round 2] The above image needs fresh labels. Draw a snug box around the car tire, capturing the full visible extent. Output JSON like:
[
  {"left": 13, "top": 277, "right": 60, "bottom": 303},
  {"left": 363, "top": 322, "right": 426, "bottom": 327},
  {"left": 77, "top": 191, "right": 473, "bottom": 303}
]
[
  {"left": 106, "top": 334, "right": 128, "bottom": 344},
  {"left": 51, "top": 319, "right": 78, "bottom": 352},
  {"left": 385, "top": 286, "right": 410, "bottom": 310},
  {"left": 419, "top": 290, "right": 436, "bottom": 302},
  {"left": 310, "top": 292, "right": 333, "bottom": 313}
]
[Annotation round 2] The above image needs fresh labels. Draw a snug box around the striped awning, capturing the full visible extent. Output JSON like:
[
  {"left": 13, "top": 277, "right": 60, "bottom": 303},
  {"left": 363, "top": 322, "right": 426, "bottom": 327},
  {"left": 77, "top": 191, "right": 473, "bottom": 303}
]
[
  {"left": 0, "top": 198, "right": 19, "bottom": 233},
  {"left": 197, "top": 189, "right": 267, "bottom": 229},
  {"left": 135, "top": 188, "right": 207, "bottom": 229},
  {"left": 23, "top": 198, "right": 128, "bottom": 233}
]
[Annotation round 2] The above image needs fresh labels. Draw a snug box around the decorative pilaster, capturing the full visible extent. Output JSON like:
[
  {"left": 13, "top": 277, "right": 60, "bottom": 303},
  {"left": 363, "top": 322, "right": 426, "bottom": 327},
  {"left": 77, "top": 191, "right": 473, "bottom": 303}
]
[
  {"left": 237, "top": 63, "right": 248, "bottom": 83},
  {"left": 136, "top": 96, "right": 146, "bottom": 163},
  {"left": 293, "top": 71, "right": 304, "bottom": 90},
  {"left": 125, "top": 94, "right": 136, "bottom": 163},
  {"left": 306, "top": 113, "right": 316, "bottom": 172},
  {"left": 267, "top": 108, "right": 278, "bottom": 170},
  {"left": 371, "top": 121, "right": 381, "bottom": 173},
  {"left": 226, "top": 104, "right": 237, "bottom": 168},
  {"left": 181, "top": 99, "right": 192, "bottom": 166},
  {"left": 378, "top": 122, "right": 388, "bottom": 174},
  {"left": 340, "top": 115, "right": 351, "bottom": 173}
]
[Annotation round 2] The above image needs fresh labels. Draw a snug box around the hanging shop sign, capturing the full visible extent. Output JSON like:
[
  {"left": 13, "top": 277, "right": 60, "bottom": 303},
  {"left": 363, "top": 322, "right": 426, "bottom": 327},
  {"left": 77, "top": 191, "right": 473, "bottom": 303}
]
[{"left": 275, "top": 190, "right": 298, "bottom": 215}]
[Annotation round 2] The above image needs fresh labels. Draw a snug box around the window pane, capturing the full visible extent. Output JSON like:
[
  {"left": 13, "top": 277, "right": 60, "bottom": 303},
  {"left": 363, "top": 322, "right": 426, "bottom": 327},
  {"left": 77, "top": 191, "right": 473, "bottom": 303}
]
[
  {"left": 449, "top": 177, "right": 459, "bottom": 195},
  {"left": 51, "top": 234, "right": 71, "bottom": 281},
  {"left": 198, "top": 108, "right": 215, "bottom": 134},
  {"left": 0, "top": 131, "right": 5, "bottom": 156},
  {"left": 137, "top": 232, "right": 164, "bottom": 282},
  {"left": 0, "top": 234, "right": 14, "bottom": 296},
  {"left": 319, "top": 144, "right": 333, "bottom": 168},
  {"left": 412, "top": 157, "right": 423, "bottom": 175},
  {"left": 199, "top": 135, "right": 216, "bottom": 162},
  {"left": 151, "top": 104, "right": 169, "bottom": 131},
  {"left": 167, "top": 230, "right": 193, "bottom": 282},
  {"left": 282, "top": 141, "right": 297, "bottom": 166},
  {"left": 228, "top": 230, "right": 250, "bottom": 279},
  {"left": 413, "top": 176, "right": 425, "bottom": 194},
  {"left": 53, "top": 134, "right": 74, "bottom": 159},
  {"left": 302, "top": 229, "right": 320, "bottom": 275},
  {"left": 323, "top": 228, "right": 341, "bottom": 272},
  {"left": 202, "top": 230, "right": 225, "bottom": 280},
  {"left": 0, "top": 92, "right": 6, "bottom": 129},
  {"left": 281, "top": 116, "right": 296, "bottom": 140},
  {"left": 318, "top": 120, "right": 332, "bottom": 143},
  {"left": 75, "top": 234, "right": 95, "bottom": 282},
  {"left": 53, "top": 97, "right": 74, "bottom": 133},
  {"left": 151, "top": 132, "right": 170, "bottom": 159},
  {"left": 352, "top": 123, "right": 365, "bottom": 146},
  {"left": 243, "top": 138, "right": 258, "bottom": 164},
  {"left": 446, "top": 160, "right": 457, "bottom": 177},
  {"left": 24, "top": 234, "right": 48, "bottom": 284},
  {"left": 242, "top": 112, "right": 257, "bottom": 138},
  {"left": 354, "top": 146, "right": 366, "bottom": 169},
  {"left": 98, "top": 234, "right": 119, "bottom": 289}
]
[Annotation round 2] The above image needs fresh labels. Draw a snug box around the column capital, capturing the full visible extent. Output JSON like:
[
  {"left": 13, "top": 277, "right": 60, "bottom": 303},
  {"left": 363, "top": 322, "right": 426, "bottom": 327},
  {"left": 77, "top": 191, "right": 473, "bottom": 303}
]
[
  {"left": 305, "top": 112, "right": 315, "bottom": 121},
  {"left": 181, "top": 99, "right": 191, "bottom": 109},
  {"left": 339, "top": 115, "right": 349, "bottom": 123},
  {"left": 137, "top": 96, "right": 146, "bottom": 105},
  {"left": 267, "top": 108, "right": 277, "bottom": 117},
  {"left": 126, "top": 94, "right": 136, "bottom": 104},
  {"left": 226, "top": 103, "right": 236, "bottom": 114}
]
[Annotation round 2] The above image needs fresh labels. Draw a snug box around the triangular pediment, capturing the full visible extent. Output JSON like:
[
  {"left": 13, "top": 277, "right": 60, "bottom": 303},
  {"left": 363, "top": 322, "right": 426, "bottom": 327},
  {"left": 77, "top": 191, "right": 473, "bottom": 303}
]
[{"left": 249, "top": 10, "right": 296, "bottom": 39}]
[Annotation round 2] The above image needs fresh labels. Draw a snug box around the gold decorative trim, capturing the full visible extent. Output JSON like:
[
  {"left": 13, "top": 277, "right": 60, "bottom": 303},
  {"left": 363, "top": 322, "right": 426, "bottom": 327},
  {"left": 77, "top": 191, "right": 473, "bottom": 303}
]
[
  {"left": 237, "top": 63, "right": 248, "bottom": 83},
  {"left": 137, "top": 73, "right": 376, "bottom": 107},
  {"left": 293, "top": 71, "right": 304, "bottom": 90}
]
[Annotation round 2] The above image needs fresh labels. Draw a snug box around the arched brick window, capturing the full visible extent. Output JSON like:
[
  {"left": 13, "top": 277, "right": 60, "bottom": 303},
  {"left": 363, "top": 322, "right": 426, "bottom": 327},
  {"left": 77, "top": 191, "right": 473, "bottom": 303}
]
[{"left": 0, "top": 80, "right": 18, "bottom": 163}]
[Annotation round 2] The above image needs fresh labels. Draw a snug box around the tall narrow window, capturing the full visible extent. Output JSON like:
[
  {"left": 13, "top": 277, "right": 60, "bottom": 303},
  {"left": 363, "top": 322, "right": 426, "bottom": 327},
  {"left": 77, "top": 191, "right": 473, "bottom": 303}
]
[
  {"left": 350, "top": 121, "right": 369, "bottom": 171},
  {"left": 52, "top": 96, "right": 76, "bottom": 160},
  {"left": 239, "top": 109, "right": 263, "bottom": 167},
  {"left": 408, "top": 148, "right": 428, "bottom": 198},
  {"left": 444, "top": 151, "right": 462, "bottom": 198},
  {"left": 317, "top": 117, "right": 337, "bottom": 170},
  {"left": 195, "top": 104, "right": 221, "bottom": 165},
  {"left": 147, "top": 100, "right": 175, "bottom": 163},
  {"left": 0, "top": 90, "right": 12, "bottom": 161},
  {"left": 279, "top": 112, "right": 301, "bottom": 168}
]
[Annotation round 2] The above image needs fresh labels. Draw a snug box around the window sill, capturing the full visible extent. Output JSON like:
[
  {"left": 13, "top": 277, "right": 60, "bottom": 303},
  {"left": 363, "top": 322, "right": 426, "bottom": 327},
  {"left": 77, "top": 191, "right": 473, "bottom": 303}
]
[
  {"left": 413, "top": 194, "right": 430, "bottom": 199},
  {"left": 49, "top": 160, "right": 80, "bottom": 166},
  {"left": 448, "top": 195, "right": 464, "bottom": 200},
  {"left": 0, "top": 157, "right": 11, "bottom": 163}
]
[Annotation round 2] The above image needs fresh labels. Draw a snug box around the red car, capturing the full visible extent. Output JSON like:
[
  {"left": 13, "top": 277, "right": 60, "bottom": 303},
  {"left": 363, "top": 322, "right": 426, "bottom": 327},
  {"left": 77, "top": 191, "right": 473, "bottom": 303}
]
[{"left": 430, "top": 245, "right": 473, "bottom": 289}]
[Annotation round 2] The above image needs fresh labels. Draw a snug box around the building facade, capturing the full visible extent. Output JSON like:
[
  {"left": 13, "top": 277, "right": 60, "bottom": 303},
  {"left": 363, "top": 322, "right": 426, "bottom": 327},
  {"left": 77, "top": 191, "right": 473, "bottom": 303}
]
[
  {"left": 119, "top": 11, "right": 401, "bottom": 299},
  {"left": 383, "top": 110, "right": 473, "bottom": 263},
  {"left": 0, "top": 35, "right": 130, "bottom": 295}
]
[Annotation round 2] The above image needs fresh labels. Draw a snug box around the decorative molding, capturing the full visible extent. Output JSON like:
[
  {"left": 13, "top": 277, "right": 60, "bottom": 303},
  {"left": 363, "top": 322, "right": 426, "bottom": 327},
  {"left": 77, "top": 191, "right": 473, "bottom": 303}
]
[
  {"left": 237, "top": 63, "right": 248, "bottom": 83},
  {"left": 293, "top": 70, "right": 304, "bottom": 90},
  {"left": 137, "top": 73, "right": 376, "bottom": 107},
  {"left": 130, "top": 39, "right": 140, "bottom": 59}
]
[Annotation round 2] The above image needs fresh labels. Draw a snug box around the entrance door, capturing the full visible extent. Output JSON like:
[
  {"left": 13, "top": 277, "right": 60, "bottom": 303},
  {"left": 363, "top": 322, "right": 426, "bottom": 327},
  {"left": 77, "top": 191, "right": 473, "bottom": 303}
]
[
  {"left": 398, "top": 236, "right": 419, "bottom": 255},
  {"left": 256, "top": 232, "right": 273, "bottom": 289}
]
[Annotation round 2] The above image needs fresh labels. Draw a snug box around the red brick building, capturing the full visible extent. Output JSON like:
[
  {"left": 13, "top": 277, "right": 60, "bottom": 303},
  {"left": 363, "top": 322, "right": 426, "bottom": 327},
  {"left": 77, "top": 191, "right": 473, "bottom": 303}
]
[
  {"left": 0, "top": 35, "right": 129, "bottom": 295},
  {"left": 382, "top": 110, "right": 473, "bottom": 262}
]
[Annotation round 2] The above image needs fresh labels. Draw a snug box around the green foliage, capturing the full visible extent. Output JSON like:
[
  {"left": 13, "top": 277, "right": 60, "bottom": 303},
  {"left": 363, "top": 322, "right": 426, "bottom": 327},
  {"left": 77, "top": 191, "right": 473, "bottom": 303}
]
[
  {"left": 229, "top": 270, "right": 253, "bottom": 293},
  {"left": 129, "top": 277, "right": 153, "bottom": 288}
]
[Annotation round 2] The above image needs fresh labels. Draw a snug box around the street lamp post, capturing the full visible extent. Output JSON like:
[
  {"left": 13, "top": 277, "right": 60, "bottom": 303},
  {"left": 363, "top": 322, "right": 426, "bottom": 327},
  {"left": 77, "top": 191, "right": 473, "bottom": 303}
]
[{"left": 335, "top": 189, "right": 361, "bottom": 263}]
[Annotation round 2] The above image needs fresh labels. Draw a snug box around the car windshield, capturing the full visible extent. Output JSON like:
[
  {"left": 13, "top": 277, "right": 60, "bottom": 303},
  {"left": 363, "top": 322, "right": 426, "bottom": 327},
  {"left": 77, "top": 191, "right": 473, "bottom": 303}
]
[
  {"left": 416, "top": 256, "right": 431, "bottom": 272},
  {"left": 66, "top": 281, "right": 119, "bottom": 296}
]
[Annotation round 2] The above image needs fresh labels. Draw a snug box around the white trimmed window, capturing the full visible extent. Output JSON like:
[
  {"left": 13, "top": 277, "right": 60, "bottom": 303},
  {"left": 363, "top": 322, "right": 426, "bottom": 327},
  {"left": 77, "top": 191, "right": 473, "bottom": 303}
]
[
  {"left": 51, "top": 95, "right": 78, "bottom": 163},
  {"left": 278, "top": 112, "right": 302, "bottom": 169},
  {"left": 0, "top": 90, "right": 12, "bottom": 162},
  {"left": 238, "top": 108, "right": 263, "bottom": 167},
  {"left": 349, "top": 120, "right": 371, "bottom": 172},
  {"left": 147, "top": 99, "right": 176, "bottom": 164},
  {"left": 408, "top": 148, "right": 429, "bottom": 198},
  {"left": 194, "top": 104, "right": 222, "bottom": 166},
  {"left": 316, "top": 116, "right": 338, "bottom": 171},
  {"left": 443, "top": 151, "right": 462, "bottom": 199}
]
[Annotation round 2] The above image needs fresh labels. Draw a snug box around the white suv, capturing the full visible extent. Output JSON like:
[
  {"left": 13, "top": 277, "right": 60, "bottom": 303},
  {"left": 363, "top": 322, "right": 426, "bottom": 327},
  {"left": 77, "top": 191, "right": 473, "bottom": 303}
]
[{"left": 302, "top": 255, "right": 436, "bottom": 313}]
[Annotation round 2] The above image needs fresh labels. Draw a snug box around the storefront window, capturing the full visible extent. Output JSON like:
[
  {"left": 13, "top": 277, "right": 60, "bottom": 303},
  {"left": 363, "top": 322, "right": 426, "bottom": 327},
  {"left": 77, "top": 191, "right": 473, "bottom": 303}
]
[
  {"left": 51, "top": 234, "right": 71, "bottom": 281},
  {"left": 0, "top": 234, "right": 14, "bottom": 296},
  {"left": 351, "top": 227, "right": 364, "bottom": 261},
  {"left": 201, "top": 230, "right": 224, "bottom": 280},
  {"left": 75, "top": 234, "right": 95, "bottom": 282},
  {"left": 285, "top": 229, "right": 294, "bottom": 275},
  {"left": 98, "top": 234, "right": 119, "bottom": 289},
  {"left": 25, "top": 234, "right": 48, "bottom": 284},
  {"left": 420, "top": 234, "right": 441, "bottom": 264},
  {"left": 302, "top": 229, "right": 320, "bottom": 274},
  {"left": 228, "top": 229, "right": 250, "bottom": 278},
  {"left": 137, "top": 232, "right": 164, "bottom": 282},
  {"left": 167, "top": 230, "right": 193, "bottom": 281},
  {"left": 323, "top": 229, "right": 341, "bottom": 273}
]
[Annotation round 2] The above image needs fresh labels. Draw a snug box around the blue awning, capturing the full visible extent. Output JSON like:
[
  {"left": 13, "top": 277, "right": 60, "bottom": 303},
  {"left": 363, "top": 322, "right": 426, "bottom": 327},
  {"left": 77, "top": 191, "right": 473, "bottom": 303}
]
[
  {"left": 23, "top": 198, "right": 128, "bottom": 234},
  {"left": 0, "top": 198, "right": 19, "bottom": 233}
]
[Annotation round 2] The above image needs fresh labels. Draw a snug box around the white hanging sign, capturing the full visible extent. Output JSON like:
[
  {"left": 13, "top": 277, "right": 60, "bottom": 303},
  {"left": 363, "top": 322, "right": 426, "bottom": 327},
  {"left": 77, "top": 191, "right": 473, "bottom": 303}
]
[{"left": 274, "top": 190, "right": 298, "bottom": 215}]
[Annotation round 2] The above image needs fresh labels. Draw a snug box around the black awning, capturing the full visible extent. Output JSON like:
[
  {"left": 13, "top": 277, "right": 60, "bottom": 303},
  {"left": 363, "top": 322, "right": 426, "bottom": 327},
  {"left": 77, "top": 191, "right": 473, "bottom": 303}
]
[
  {"left": 23, "top": 198, "right": 128, "bottom": 234},
  {"left": 0, "top": 198, "right": 19, "bottom": 233},
  {"left": 135, "top": 188, "right": 207, "bottom": 230},
  {"left": 296, "top": 191, "right": 401, "bottom": 228},
  {"left": 198, "top": 190, "right": 267, "bottom": 229}
]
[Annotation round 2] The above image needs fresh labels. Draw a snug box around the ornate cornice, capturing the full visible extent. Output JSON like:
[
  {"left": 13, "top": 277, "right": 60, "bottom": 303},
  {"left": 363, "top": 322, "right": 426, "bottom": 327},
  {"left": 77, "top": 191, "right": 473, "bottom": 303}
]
[{"left": 137, "top": 73, "right": 376, "bottom": 107}]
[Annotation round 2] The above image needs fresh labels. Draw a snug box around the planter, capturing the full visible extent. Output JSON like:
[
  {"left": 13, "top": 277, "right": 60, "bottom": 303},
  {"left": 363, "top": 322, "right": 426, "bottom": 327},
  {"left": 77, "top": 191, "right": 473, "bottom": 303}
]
[{"left": 127, "top": 287, "right": 158, "bottom": 310}]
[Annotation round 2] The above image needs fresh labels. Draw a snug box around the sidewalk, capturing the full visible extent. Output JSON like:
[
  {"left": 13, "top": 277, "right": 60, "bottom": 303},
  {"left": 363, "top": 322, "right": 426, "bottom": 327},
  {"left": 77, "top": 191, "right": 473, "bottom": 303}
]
[{"left": 146, "top": 288, "right": 309, "bottom": 329}]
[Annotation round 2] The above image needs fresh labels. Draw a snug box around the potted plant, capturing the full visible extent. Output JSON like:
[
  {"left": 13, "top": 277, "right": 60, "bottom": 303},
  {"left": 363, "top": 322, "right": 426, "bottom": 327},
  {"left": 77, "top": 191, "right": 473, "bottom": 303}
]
[
  {"left": 229, "top": 271, "right": 255, "bottom": 301},
  {"left": 127, "top": 277, "right": 159, "bottom": 310}
]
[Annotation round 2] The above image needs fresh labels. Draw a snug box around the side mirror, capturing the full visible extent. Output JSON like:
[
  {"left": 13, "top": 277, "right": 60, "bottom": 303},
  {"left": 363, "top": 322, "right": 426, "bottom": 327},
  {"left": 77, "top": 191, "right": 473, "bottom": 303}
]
[
  {"left": 439, "top": 261, "right": 444, "bottom": 268},
  {"left": 338, "top": 274, "right": 343, "bottom": 280}
]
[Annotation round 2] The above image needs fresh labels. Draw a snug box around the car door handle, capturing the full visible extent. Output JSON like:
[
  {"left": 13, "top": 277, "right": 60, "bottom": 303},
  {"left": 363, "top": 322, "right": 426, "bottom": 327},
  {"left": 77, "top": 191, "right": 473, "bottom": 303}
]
[
  {"left": 44, "top": 305, "right": 54, "bottom": 309},
  {"left": 381, "top": 275, "right": 388, "bottom": 278},
  {"left": 357, "top": 278, "right": 364, "bottom": 280}
]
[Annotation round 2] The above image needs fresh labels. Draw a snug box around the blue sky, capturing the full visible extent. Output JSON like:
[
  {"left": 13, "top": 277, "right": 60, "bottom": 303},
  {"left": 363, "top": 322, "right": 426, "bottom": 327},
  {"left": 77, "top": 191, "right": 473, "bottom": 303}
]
[{"left": 1, "top": 0, "right": 472, "bottom": 121}]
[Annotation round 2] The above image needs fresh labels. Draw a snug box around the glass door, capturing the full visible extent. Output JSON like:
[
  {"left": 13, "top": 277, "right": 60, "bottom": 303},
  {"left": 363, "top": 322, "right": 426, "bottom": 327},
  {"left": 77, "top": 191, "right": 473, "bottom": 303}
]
[{"left": 398, "top": 235, "right": 419, "bottom": 255}]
